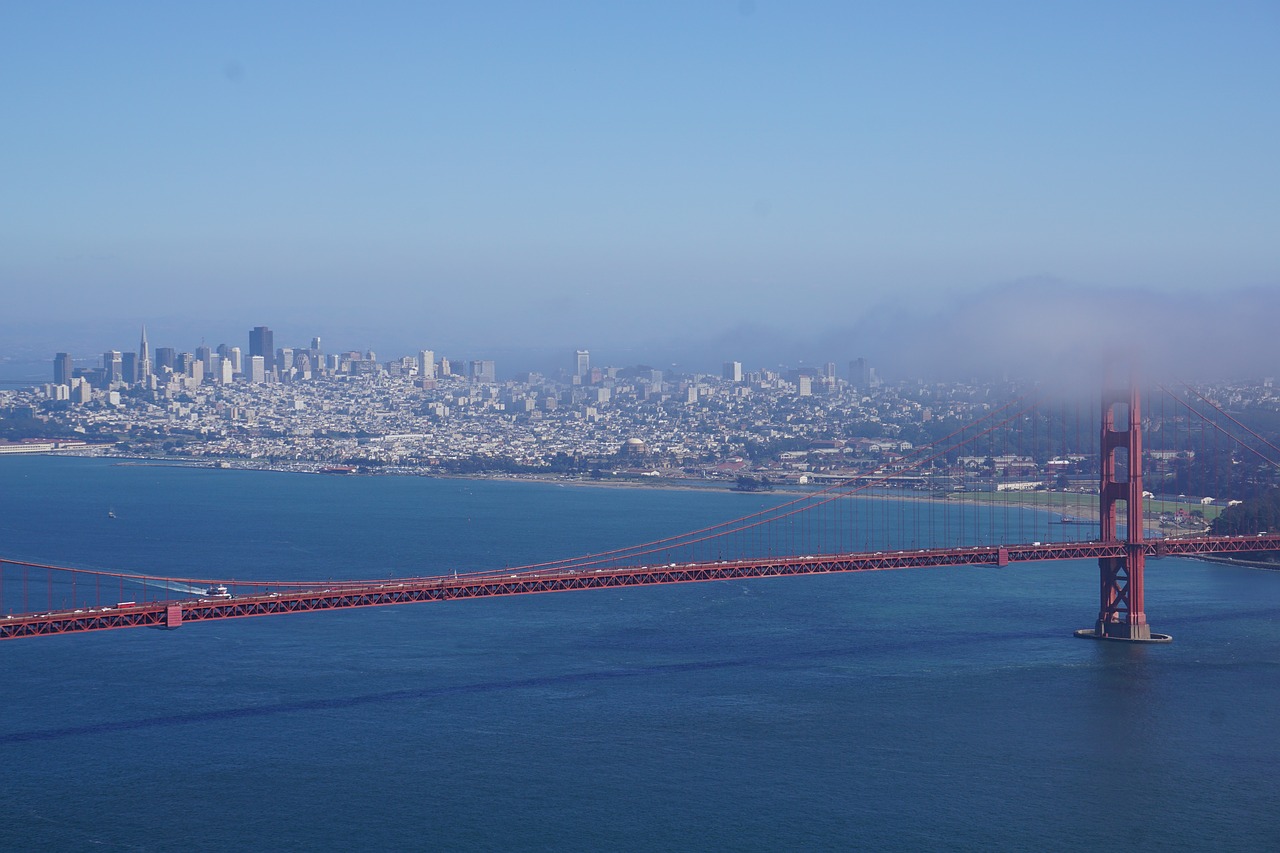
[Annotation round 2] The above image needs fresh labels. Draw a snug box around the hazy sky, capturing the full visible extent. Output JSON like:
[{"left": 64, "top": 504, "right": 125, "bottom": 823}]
[{"left": 2, "top": 1, "right": 1278, "bottom": 373}]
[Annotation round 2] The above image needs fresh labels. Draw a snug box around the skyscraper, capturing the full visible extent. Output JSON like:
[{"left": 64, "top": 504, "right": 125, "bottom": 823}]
[
  {"left": 575, "top": 350, "right": 590, "bottom": 378},
  {"left": 122, "top": 352, "right": 139, "bottom": 384},
  {"left": 723, "top": 361, "right": 743, "bottom": 382},
  {"left": 850, "top": 357, "right": 873, "bottom": 391},
  {"left": 419, "top": 350, "right": 435, "bottom": 378},
  {"left": 138, "top": 325, "right": 151, "bottom": 380},
  {"left": 155, "top": 347, "right": 176, "bottom": 373},
  {"left": 196, "top": 344, "right": 213, "bottom": 374},
  {"left": 249, "top": 326, "right": 274, "bottom": 363},
  {"left": 53, "top": 352, "right": 73, "bottom": 386},
  {"left": 103, "top": 351, "right": 122, "bottom": 383}
]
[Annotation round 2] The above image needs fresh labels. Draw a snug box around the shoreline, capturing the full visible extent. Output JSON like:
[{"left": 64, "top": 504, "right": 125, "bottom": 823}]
[
  {"left": 18, "top": 449, "right": 1091, "bottom": 518},
  {"left": 11, "top": 451, "right": 1227, "bottom": 539}
]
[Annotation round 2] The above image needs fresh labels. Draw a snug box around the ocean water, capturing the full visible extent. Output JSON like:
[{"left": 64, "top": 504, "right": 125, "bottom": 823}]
[{"left": 1, "top": 456, "right": 1278, "bottom": 851}]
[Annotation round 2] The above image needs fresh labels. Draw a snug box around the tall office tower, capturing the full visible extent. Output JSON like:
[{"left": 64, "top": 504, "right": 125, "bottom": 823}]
[
  {"left": 248, "top": 355, "right": 266, "bottom": 384},
  {"left": 54, "top": 353, "right": 73, "bottom": 386},
  {"left": 229, "top": 347, "right": 243, "bottom": 374},
  {"left": 176, "top": 352, "right": 195, "bottom": 376},
  {"left": 575, "top": 350, "right": 590, "bottom": 378},
  {"left": 470, "top": 360, "right": 496, "bottom": 383},
  {"left": 195, "top": 344, "right": 213, "bottom": 374},
  {"left": 439, "top": 356, "right": 450, "bottom": 377},
  {"left": 138, "top": 326, "right": 151, "bottom": 380},
  {"left": 277, "top": 347, "right": 294, "bottom": 376},
  {"left": 850, "top": 357, "right": 872, "bottom": 391},
  {"left": 103, "top": 351, "right": 123, "bottom": 383},
  {"left": 723, "top": 361, "right": 743, "bottom": 382},
  {"left": 823, "top": 362, "right": 837, "bottom": 379},
  {"left": 307, "top": 338, "right": 324, "bottom": 376},
  {"left": 155, "top": 347, "right": 176, "bottom": 373},
  {"left": 249, "top": 326, "right": 274, "bottom": 362},
  {"left": 122, "top": 352, "right": 139, "bottom": 384},
  {"left": 218, "top": 355, "right": 234, "bottom": 384},
  {"left": 419, "top": 350, "right": 435, "bottom": 378}
]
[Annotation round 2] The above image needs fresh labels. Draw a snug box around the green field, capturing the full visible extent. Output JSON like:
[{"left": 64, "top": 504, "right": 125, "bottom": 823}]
[{"left": 942, "top": 490, "right": 1223, "bottom": 522}]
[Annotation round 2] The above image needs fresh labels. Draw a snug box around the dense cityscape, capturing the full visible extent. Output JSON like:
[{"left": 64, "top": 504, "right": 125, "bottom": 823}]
[
  {"left": 3, "top": 325, "right": 1280, "bottom": 521},
  {"left": 6, "top": 3, "right": 1280, "bottom": 850}
]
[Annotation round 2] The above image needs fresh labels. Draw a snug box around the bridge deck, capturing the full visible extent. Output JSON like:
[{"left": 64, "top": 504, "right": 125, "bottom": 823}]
[{"left": 4, "top": 535, "right": 1277, "bottom": 640}]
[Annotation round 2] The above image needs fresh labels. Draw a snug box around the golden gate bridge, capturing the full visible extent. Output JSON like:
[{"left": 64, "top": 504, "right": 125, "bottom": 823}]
[{"left": 4, "top": 375, "right": 1280, "bottom": 642}]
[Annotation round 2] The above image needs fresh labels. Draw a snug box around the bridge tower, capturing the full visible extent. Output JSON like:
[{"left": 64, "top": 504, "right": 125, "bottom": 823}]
[{"left": 1076, "top": 374, "right": 1172, "bottom": 642}]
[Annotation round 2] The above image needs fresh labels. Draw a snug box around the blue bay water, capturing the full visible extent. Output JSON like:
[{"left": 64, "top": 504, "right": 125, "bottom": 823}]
[{"left": 1, "top": 456, "right": 1279, "bottom": 851}]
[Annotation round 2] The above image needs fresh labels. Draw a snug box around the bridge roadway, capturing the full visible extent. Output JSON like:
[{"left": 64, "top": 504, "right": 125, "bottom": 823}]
[{"left": 4, "top": 534, "right": 1279, "bottom": 640}]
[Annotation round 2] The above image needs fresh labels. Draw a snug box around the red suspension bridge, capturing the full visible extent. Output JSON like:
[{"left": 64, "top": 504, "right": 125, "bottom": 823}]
[{"left": 4, "top": 375, "right": 1280, "bottom": 642}]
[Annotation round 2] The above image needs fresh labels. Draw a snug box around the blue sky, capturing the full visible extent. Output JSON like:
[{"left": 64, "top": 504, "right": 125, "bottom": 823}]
[{"left": 2, "top": 1, "right": 1278, "bottom": 371}]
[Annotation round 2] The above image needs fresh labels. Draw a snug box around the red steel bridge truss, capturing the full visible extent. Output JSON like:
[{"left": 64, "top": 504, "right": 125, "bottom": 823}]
[{"left": 4, "top": 377, "right": 1279, "bottom": 642}]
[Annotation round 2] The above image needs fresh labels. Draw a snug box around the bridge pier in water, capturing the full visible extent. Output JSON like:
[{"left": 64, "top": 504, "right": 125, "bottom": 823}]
[{"left": 1075, "top": 375, "right": 1172, "bottom": 643}]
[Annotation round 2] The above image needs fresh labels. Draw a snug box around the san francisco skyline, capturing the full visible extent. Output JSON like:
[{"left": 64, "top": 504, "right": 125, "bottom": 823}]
[{"left": 3, "top": 3, "right": 1278, "bottom": 376}]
